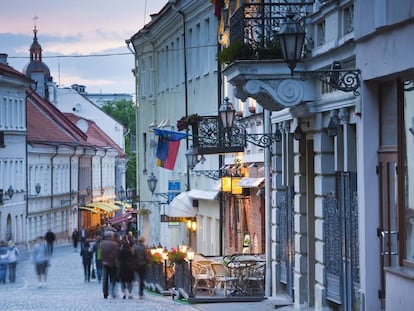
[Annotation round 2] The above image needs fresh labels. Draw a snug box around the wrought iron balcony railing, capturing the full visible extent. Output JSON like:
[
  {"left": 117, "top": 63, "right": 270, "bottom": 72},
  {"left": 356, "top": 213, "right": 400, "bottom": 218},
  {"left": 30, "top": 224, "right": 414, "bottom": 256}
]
[{"left": 220, "top": 2, "right": 313, "bottom": 64}]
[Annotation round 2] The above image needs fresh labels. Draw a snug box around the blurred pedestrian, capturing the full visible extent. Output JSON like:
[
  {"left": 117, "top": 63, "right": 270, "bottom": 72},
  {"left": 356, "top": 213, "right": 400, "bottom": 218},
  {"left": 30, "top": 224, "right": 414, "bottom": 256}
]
[
  {"left": 0, "top": 241, "right": 8, "bottom": 283},
  {"left": 133, "top": 236, "right": 149, "bottom": 299},
  {"left": 72, "top": 229, "right": 79, "bottom": 252},
  {"left": 80, "top": 227, "right": 86, "bottom": 249},
  {"left": 92, "top": 235, "right": 103, "bottom": 282},
  {"left": 32, "top": 236, "right": 50, "bottom": 288},
  {"left": 119, "top": 235, "right": 135, "bottom": 299},
  {"left": 80, "top": 241, "right": 93, "bottom": 282},
  {"left": 6, "top": 240, "right": 19, "bottom": 283},
  {"left": 45, "top": 229, "right": 56, "bottom": 256},
  {"left": 101, "top": 230, "right": 120, "bottom": 299}
]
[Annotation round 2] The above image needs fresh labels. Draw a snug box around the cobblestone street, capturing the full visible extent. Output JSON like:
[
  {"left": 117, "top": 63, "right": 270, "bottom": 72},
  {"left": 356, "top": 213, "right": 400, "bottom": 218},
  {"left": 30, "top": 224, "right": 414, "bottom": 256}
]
[{"left": 0, "top": 244, "right": 196, "bottom": 311}]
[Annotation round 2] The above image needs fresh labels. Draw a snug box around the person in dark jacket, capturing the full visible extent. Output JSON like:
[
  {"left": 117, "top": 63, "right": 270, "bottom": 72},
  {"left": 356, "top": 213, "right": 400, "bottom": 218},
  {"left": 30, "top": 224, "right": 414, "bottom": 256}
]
[
  {"left": 72, "top": 229, "right": 79, "bottom": 252},
  {"left": 80, "top": 241, "right": 93, "bottom": 282},
  {"left": 133, "top": 236, "right": 149, "bottom": 299},
  {"left": 101, "top": 230, "right": 120, "bottom": 299},
  {"left": 119, "top": 236, "right": 135, "bottom": 299},
  {"left": 44, "top": 229, "right": 56, "bottom": 256}
]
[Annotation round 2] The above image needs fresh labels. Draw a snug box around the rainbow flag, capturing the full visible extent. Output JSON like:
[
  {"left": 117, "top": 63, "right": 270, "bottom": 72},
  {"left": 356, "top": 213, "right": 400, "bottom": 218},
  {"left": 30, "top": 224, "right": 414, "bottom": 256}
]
[{"left": 154, "top": 128, "right": 187, "bottom": 170}]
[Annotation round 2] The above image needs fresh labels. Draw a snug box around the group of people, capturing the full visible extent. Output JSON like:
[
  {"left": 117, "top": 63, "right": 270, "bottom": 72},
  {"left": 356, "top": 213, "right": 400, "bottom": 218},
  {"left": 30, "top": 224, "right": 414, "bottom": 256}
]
[
  {"left": 0, "top": 230, "right": 54, "bottom": 287},
  {"left": 79, "top": 228, "right": 150, "bottom": 300},
  {"left": 0, "top": 240, "right": 20, "bottom": 283}
]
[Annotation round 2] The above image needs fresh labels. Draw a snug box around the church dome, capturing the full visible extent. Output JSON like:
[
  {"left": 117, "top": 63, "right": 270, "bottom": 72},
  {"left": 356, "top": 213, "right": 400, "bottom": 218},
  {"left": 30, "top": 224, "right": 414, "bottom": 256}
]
[{"left": 23, "top": 26, "right": 51, "bottom": 81}]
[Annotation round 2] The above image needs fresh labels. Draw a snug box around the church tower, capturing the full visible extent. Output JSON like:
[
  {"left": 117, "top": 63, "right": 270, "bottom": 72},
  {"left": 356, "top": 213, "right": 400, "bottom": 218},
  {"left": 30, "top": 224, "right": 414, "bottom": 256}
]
[{"left": 23, "top": 26, "right": 53, "bottom": 99}]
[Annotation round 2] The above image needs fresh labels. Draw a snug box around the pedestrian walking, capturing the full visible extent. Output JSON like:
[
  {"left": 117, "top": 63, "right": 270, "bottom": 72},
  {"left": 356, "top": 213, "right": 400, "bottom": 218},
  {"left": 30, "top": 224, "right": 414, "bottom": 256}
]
[
  {"left": 92, "top": 235, "right": 103, "bottom": 282},
  {"left": 72, "top": 228, "right": 79, "bottom": 252},
  {"left": 80, "top": 240, "right": 93, "bottom": 282},
  {"left": 80, "top": 226, "right": 87, "bottom": 249},
  {"left": 133, "top": 236, "right": 150, "bottom": 299},
  {"left": 101, "top": 230, "right": 120, "bottom": 299},
  {"left": 6, "top": 240, "right": 19, "bottom": 283},
  {"left": 119, "top": 235, "right": 135, "bottom": 299},
  {"left": 32, "top": 236, "right": 50, "bottom": 288},
  {"left": 0, "top": 241, "right": 8, "bottom": 283},
  {"left": 45, "top": 229, "right": 56, "bottom": 256}
]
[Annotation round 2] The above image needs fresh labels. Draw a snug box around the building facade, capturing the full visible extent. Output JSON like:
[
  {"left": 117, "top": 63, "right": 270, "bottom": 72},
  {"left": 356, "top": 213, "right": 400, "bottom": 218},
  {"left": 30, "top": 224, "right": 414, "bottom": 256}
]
[
  {"left": 129, "top": 1, "right": 224, "bottom": 254},
  {"left": 0, "top": 26, "right": 128, "bottom": 248},
  {"left": 0, "top": 54, "right": 31, "bottom": 244},
  {"left": 219, "top": 0, "right": 414, "bottom": 310}
]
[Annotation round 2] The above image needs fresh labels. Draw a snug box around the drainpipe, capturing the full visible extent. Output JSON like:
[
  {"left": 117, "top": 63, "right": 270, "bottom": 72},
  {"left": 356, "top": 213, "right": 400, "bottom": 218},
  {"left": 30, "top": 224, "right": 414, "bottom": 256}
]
[
  {"left": 100, "top": 149, "right": 108, "bottom": 198},
  {"left": 172, "top": 4, "right": 190, "bottom": 191},
  {"left": 217, "top": 40, "right": 224, "bottom": 256},
  {"left": 69, "top": 146, "right": 77, "bottom": 204},
  {"left": 126, "top": 40, "right": 140, "bottom": 202},
  {"left": 91, "top": 148, "right": 97, "bottom": 199},
  {"left": 50, "top": 146, "right": 59, "bottom": 227},
  {"left": 264, "top": 109, "right": 272, "bottom": 297}
]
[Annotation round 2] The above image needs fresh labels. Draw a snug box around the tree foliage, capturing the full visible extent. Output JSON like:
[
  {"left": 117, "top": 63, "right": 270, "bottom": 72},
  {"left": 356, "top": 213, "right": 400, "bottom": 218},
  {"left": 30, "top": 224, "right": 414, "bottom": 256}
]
[{"left": 101, "top": 99, "right": 136, "bottom": 190}]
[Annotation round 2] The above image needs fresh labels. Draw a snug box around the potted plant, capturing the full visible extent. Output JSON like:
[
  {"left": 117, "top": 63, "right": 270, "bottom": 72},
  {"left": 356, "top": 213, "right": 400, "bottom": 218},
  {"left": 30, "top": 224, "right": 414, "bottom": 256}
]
[
  {"left": 168, "top": 247, "right": 187, "bottom": 264},
  {"left": 176, "top": 114, "right": 199, "bottom": 131}
]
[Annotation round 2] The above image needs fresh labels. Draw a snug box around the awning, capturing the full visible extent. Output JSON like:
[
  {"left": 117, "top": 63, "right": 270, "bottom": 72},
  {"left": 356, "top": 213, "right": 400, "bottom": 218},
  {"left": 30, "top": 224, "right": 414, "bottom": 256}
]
[
  {"left": 166, "top": 192, "right": 196, "bottom": 217},
  {"left": 79, "top": 206, "right": 99, "bottom": 214},
  {"left": 114, "top": 201, "right": 132, "bottom": 209},
  {"left": 86, "top": 202, "right": 120, "bottom": 212},
  {"left": 109, "top": 211, "right": 135, "bottom": 225},
  {"left": 238, "top": 177, "right": 265, "bottom": 188},
  {"left": 188, "top": 189, "right": 219, "bottom": 200}
]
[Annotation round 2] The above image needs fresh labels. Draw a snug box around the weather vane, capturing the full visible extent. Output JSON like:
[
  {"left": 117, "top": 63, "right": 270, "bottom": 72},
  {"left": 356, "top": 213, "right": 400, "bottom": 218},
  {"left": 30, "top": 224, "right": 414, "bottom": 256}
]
[{"left": 33, "top": 16, "right": 39, "bottom": 29}]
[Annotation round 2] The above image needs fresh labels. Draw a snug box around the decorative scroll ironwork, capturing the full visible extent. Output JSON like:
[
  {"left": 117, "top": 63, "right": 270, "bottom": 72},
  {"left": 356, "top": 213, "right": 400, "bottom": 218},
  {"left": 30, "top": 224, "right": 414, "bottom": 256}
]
[
  {"left": 323, "top": 172, "right": 359, "bottom": 308},
  {"left": 191, "top": 116, "right": 277, "bottom": 152},
  {"left": 298, "top": 69, "right": 361, "bottom": 96},
  {"left": 191, "top": 116, "right": 245, "bottom": 155}
]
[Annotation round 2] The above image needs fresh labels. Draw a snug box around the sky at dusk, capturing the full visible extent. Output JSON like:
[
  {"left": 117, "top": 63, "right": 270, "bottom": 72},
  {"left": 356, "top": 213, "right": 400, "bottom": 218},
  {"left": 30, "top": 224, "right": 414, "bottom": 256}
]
[{"left": 0, "top": 0, "right": 168, "bottom": 96}]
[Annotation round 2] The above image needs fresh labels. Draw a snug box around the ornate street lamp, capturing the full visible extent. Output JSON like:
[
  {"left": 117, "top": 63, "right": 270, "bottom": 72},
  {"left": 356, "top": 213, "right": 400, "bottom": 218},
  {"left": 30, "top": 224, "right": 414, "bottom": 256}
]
[
  {"left": 187, "top": 249, "right": 195, "bottom": 297},
  {"left": 35, "top": 182, "right": 41, "bottom": 195},
  {"left": 278, "top": 12, "right": 306, "bottom": 74},
  {"left": 147, "top": 173, "right": 158, "bottom": 195},
  {"left": 0, "top": 185, "right": 14, "bottom": 205},
  {"left": 118, "top": 186, "right": 126, "bottom": 201},
  {"left": 219, "top": 97, "right": 236, "bottom": 130}
]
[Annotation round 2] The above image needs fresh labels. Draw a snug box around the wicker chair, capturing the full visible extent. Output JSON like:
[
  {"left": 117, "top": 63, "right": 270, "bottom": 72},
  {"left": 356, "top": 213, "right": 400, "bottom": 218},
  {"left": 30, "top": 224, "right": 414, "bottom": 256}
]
[
  {"left": 211, "top": 262, "right": 237, "bottom": 296},
  {"left": 192, "top": 261, "right": 215, "bottom": 295}
]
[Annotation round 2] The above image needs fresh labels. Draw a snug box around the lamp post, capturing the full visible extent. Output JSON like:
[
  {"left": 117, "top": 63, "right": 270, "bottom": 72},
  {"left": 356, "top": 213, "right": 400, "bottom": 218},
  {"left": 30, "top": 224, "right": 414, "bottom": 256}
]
[
  {"left": 147, "top": 173, "right": 157, "bottom": 195},
  {"left": 162, "top": 247, "right": 169, "bottom": 290},
  {"left": 186, "top": 249, "right": 195, "bottom": 298},
  {"left": 0, "top": 185, "right": 14, "bottom": 205}
]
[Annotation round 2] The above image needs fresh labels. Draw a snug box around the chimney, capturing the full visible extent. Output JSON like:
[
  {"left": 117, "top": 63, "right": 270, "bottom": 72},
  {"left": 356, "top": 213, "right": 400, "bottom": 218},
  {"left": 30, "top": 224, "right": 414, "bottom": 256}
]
[{"left": 0, "top": 53, "right": 8, "bottom": 65}]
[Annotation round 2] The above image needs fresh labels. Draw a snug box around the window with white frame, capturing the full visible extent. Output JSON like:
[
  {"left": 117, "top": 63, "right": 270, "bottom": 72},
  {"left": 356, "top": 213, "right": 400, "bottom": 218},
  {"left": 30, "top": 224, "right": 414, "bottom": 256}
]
[
  {"left": 203, "top": 18, "right": 210, "bottom": 75},
  {"left": 139, "top": 59, "right": 146, "bottom": 99},
  {"left": 343, "top": 4, "right": 354, "bottom": 35},
  {"left": 317, "top": 20, "right": 326, "bottom": 46},
  {"left": 195, "top": 23, "right": 201, "bottom": 78},
  {"left": 149, "top": 56, "right": 154, "bottom": 97},
  {"left": 176, "top": 37, "right": 181, "bottom": 86},
  {"left": 188, "top": 28, "right": 193, "bottom": 80}
]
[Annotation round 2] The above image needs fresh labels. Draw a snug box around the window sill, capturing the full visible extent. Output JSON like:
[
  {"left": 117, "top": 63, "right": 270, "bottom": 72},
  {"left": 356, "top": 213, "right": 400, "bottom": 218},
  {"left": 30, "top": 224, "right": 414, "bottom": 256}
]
[{"left": 385, "top": 266, "right": 414, "bottom": 280}]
